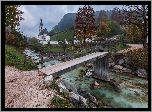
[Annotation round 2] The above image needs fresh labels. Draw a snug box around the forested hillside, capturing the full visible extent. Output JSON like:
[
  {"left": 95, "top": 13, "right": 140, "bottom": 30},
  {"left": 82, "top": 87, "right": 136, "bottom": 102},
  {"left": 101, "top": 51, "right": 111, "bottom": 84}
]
[
  {"left": 50, "top": 30, "right": 74, "bottom": 41},
  {"left": 51, "top": 10, "right": 112, "bottom": 33}
]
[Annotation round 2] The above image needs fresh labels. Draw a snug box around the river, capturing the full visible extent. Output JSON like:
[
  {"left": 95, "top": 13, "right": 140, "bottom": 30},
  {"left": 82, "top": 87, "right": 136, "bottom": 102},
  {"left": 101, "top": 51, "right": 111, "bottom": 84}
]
[{"left": 24, "top": 49, "right": 148, "bottom": 108}]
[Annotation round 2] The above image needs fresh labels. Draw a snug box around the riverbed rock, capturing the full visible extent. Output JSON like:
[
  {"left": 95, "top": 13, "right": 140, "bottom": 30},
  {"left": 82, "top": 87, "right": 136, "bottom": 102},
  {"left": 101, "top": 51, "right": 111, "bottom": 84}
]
[
  {"left": 117, "top": 59, "right": 124, "bottom": 65},
  {"left": 69, "top": 97, "right": 87, "bottom": 108},
  {"left": 69, "top": 92, "right": 88, "bottom": 107},
  {"left": 136, "top": 69, "right": 147, "bottom": 77},
  {"left": 113, "top": 53, "right": 124, "bottom": 63},
  {"left": 113, "top": 65, "right": 123, "bottom": 70},
  {"left": 77, "top": 89, "right": 87, "bottom": 97},
  {"left": 88, "top": 93, "right": 97, "bottom": 104},
  {"left": 109, "top": 79, "right": 121, "bottom": 93},
  {"left": 122, "top": 63, "right": 131, "bottom": 69},
  {"left": 94, "top": 81, "right": 99, "bottom": 86},
  {"left": 122, "top": 68, "right": 132, "bottom": 73},
  {"left": 124, "top": 57, "right": 131, "bottom": 65},
  {"left": 122, "top": 67, "right": 127, "bottom": 71},
  {"left": 79, "top": 96, "right": 88, "bottom": 105},
  {"left": 43, "top": 75, "right": 53, "bottom": 86},
  {"left": 109, "top": 62, "right": 115, "bottom": 68},
  {"left": 58, "top": 81, "right": 68, "bottom": 93},
  {"left": 86, "top": 71, "right": 92, "bottom": 77},
  {"left": 96, "top": 100, "right": 104, "bottom": 107},
  {"left": 109, "top": 58, "right": 113, "bottom": 63},
  {"left": 61, "top": 79, "right": 77, "bottom": 93},
  {"left": 87, "top": 63, "right": 93, "bottom": 69},
  {"left": 69, "top": 92, "right": 80, "bottom": 101}
]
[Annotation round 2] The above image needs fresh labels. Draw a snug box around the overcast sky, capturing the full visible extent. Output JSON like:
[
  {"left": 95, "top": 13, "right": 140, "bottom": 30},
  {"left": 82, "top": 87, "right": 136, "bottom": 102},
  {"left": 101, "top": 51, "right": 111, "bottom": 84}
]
[{"left": 18, "top": 5, "right": 123, "bottom": 37}]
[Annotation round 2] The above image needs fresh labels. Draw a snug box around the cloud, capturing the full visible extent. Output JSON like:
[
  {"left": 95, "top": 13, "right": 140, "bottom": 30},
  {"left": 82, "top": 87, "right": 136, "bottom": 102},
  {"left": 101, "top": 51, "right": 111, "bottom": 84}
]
[
  {"left": 91, "top": 5, "right": 123, "bottom": 11},
  {"left": 23, "top": 28, "right": 38, "bottom": 38},
  {"left": 18, "top": 5, "right": 123, "bottom": 37}
]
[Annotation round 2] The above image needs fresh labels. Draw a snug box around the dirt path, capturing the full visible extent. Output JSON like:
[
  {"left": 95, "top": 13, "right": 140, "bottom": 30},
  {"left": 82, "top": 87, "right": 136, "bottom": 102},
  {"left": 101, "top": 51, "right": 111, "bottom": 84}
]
[
  {"left": 117, "top": 44, "right": 143, "bottom": 53},
  {"left": 5, "top": 66, "right": 57, "bottom": 108}
]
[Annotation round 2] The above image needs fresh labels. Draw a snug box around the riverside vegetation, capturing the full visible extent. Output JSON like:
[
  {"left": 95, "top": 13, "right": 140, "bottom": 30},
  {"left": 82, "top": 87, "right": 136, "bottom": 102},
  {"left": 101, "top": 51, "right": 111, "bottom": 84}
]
[{"left": 5, "top": 44, "right": 38, "bottom": 71}]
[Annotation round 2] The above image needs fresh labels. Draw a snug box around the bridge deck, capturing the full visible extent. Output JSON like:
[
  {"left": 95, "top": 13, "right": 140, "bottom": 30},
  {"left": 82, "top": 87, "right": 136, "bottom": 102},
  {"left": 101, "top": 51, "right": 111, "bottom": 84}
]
[{"left": 39, "top": 52, "right": 108, "bottom": 77}]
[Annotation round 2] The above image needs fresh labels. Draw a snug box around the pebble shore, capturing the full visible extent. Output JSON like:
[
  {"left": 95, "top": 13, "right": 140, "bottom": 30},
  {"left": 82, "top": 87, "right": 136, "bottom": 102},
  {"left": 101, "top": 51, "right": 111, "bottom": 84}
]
[{"left": 5, "top": 66, "right": 57, "bottom": 108}]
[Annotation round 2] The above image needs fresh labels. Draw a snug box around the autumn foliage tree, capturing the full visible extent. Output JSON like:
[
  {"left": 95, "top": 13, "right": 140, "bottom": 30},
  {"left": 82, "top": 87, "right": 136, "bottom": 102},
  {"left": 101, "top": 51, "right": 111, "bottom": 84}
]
[
  {"left": 126, "top": 24, "right": 142, "bottom": 44},
  {"left": 74, "top": 5, "right": 97, "bottom": 48},
  {"left": 97, "top": 10, "right": 108, "bottom": 24},
  {"left": 5, "top": 5, "right": 24, "bottom": 30},
  {"left": 118, "top": 5, "right": 148, "bottom": 49},
  {"left": 96, "top": 10, "right": 120, "bottom": 39},
  {"left": 5, "top": 5, "right": 26, "bottom": 51},
  {"left": 96, "top": 22, "right": 110, "bottom": 39}
]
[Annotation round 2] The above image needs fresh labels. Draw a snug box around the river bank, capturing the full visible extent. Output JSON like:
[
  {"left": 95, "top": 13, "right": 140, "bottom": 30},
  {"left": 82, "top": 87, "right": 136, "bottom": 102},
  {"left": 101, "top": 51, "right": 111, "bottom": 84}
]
[
  {"left": 5, "top": 45, "right": 148, "bottom": 108},
  {"left": 5, "top": 66, "right": 57, "bottom": 108}
]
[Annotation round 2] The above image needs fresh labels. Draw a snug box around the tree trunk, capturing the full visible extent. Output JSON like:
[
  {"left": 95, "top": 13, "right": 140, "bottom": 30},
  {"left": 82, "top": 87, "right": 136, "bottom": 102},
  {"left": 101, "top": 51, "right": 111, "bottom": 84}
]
[{"left": 142, "top": 34, "right": 148, "bottom": 49}]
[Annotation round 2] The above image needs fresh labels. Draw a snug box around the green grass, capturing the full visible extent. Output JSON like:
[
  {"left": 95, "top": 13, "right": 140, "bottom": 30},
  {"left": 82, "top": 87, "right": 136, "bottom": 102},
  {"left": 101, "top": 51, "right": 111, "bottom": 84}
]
[
  {"left": 43, "top": 47, "right": 64, "bottom": 53},
  {"left": 115, "top": 44, "right": 131, "bottom": 51},
  {"left": 5, "top": 44, "right": 38, "bottom": 71},
  {"left": 50, "top": 30, "right": 74, "bottom": 41}
]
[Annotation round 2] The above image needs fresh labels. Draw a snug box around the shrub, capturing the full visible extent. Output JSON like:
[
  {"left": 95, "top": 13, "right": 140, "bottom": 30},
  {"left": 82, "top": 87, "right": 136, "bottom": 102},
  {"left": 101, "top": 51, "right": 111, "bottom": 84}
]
[
  {"left": 49, "top": 81, "right": 60, "bottom": 93},
  {"left": 124, "top": 48, "right": 148, "bottom": 72},
  {"left": 49, "top": 81, "right": 74, "bottom": 108},
  {"left": 51, "top": 96, "right": 74, "bottom": 108},
  {"left": 115, "top": 44, "right": 131, "bottom": 51}
]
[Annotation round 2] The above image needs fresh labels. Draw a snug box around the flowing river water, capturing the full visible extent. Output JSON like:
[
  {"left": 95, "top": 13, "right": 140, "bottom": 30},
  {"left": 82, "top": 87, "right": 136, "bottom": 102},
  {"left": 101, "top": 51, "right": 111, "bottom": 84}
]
[{"left": 25, "top": 49, "right": 148, "bottom": 108}]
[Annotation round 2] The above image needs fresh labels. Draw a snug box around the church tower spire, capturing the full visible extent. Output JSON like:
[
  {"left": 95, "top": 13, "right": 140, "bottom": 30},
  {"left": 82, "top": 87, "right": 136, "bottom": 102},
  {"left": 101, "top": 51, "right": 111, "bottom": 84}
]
[{"left": 39, "top": 19, "right": 43, "bottom": 33}]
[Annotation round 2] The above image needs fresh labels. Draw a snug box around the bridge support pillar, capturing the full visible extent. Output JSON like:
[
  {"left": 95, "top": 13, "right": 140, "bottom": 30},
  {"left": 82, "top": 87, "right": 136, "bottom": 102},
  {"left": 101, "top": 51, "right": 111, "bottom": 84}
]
[{"left": 93, "top": 55, "right": 110, "bottom": 81}]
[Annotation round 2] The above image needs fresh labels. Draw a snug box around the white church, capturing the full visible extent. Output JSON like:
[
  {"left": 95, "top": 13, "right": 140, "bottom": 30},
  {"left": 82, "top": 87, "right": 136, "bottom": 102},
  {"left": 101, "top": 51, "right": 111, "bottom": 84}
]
[
  {"left": 38, "top": 19, "right": 51, "bottom": 45},
  {"left": 38, "top": 19, "right": 59, "bottom": 45}
]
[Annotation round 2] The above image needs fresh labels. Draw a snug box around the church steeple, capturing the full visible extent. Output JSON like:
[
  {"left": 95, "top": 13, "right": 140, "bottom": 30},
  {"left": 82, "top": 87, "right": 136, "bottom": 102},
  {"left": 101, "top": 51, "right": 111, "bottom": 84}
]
[{"left": 39, "top": 19, "right": 43, "bottom": 33}]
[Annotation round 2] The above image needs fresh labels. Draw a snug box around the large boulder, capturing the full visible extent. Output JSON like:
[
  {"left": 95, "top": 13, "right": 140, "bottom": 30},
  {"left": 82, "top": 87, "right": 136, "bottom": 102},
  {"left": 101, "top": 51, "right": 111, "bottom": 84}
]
[
  {"left": 61, "top": 79, "right": 77, "bottom": 93},
  {"left": 69, "top": 92, "right": 80, "bottom": 101},
  {"left": 58, "top": 81, "right": 69, "bottom": 93},
  {"left": 109, "top": 79, "right": 121, "bottom": 93},
  {"left": 117, "top": 59, "right": 124, "bottom": 65},
  {"left": 122, "top": 63, "right": 131, "bottom": 69},
  {"left": 69, "top": 92, "right": 88, "bottom": 107},
  {"left": 43, "top": 75, "right": 53, "bottom": 86},
  {"left": 69, "top": 97, "right": 87, "bottom": 108},
  {"left": 109, "top": 62, "right": 115, "bottom": 68},
  {"left": 109, "top": 58, "right": 113, "bottom": 63},
  {"left": 122, "top": 68, "right": 132, "bottom": 73},
  {"left": 113, "top": 53, "right": 124, "bottom": 63},
  {"left": 86, "top": 71, "right": 92, "bottom": 77},
  {"left": 123, "top": 57, "right": 131, "bottom": 65},
  {"left": 136, "top": 69, "right": 147, "bottom": 77},
  {"left": 113, "top": 65, "right": 123, "bottom": 70},
  {"left": 88, "top": 93, "right": 97, "bottom": 104}
]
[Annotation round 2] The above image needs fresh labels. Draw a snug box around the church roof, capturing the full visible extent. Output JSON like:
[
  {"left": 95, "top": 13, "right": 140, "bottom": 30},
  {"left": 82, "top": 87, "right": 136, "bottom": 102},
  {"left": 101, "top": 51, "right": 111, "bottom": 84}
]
[{"left": 38, "top": 28, "right": 49, "bottom": 36}]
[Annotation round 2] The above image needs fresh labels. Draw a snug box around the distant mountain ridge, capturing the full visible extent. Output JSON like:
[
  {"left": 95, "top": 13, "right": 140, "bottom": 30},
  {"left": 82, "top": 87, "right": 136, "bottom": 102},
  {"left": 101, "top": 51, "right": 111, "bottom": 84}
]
[
  {"left": 25, "top": 10, "right": 112, "bottom": 38},
  {"left": 52, "top": 10, "right": 112, "bottom": 32}
]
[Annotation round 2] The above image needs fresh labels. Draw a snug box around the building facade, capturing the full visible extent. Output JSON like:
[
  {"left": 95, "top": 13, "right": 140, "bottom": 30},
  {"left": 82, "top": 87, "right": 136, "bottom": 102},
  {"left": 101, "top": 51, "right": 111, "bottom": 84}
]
[{"left": 38, "top": 19, "right": 50, "bottom": 45}]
